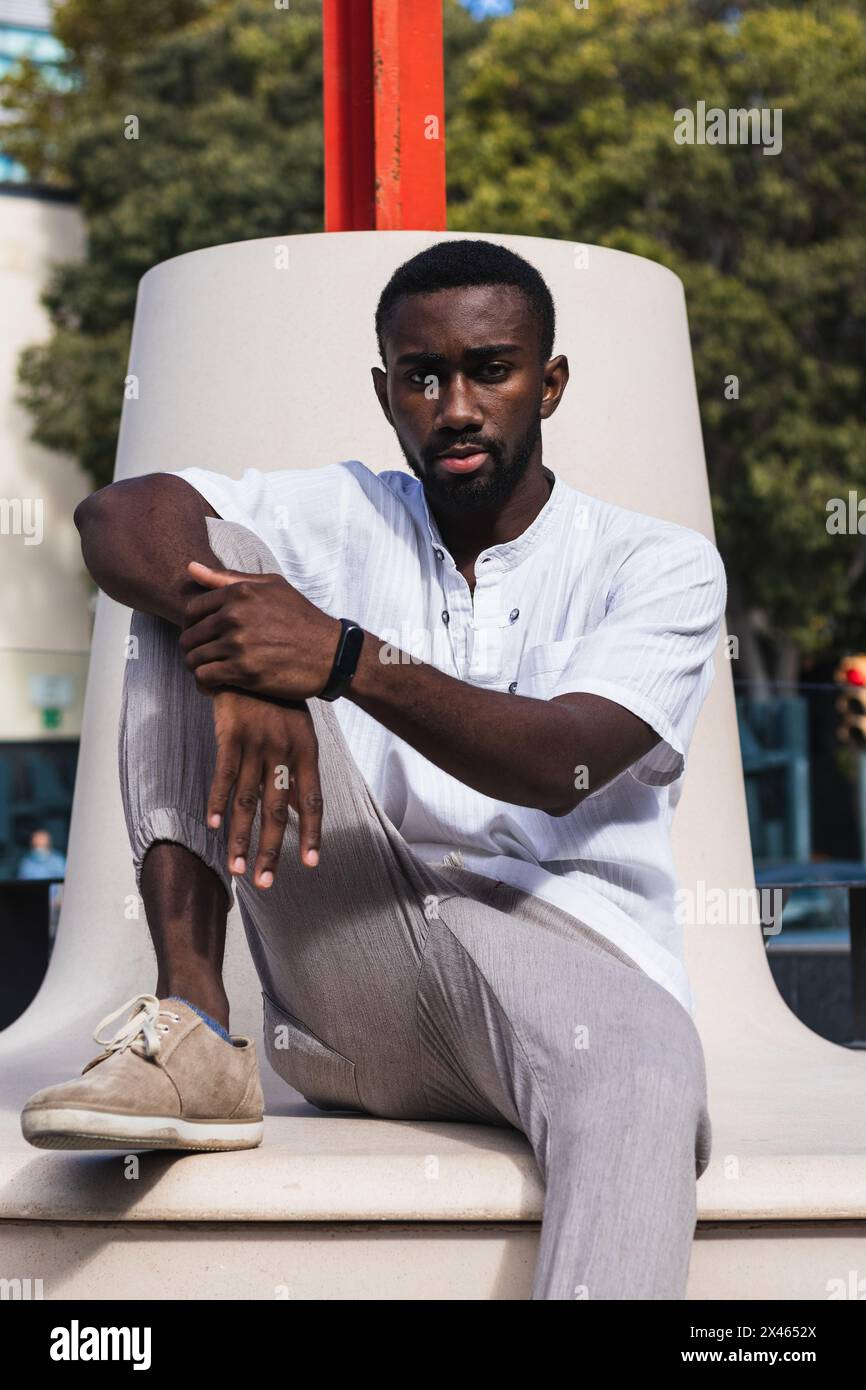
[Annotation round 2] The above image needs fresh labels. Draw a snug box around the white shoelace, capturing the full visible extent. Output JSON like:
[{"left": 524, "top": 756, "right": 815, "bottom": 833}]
[
  {"left": 441, "top": 849, "right": 465, "bottom": 869},
  {"left": 91, "top": 993, "right": 181, "bottom": 1061}
]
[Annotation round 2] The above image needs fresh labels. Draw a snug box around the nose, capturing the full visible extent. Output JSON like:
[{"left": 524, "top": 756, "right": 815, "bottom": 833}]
[{"left": 433, "top": 371, "right": 484, "bottom": 434}]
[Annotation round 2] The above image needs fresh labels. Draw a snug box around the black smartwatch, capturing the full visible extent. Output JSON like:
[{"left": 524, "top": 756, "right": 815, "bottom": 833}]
[{"left": 317, "top": 618, "right": 365, "bottom": 702}]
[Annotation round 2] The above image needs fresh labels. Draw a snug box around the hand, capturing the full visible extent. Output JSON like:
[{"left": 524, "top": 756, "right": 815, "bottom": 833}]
[
  {"left": 208, "top": 688, "right": 322, "bottom": 886},
  {"left": 179, "top": 561, "right": 341, "bottom": 701}
]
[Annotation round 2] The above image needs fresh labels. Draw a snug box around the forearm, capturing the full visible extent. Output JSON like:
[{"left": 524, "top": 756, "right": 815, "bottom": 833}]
[
  {"left": 75, "top": 474, "right": 221, "bottom": 626},
  {"left": 345, "top": 632, "right": 578, "bottom": 815}
]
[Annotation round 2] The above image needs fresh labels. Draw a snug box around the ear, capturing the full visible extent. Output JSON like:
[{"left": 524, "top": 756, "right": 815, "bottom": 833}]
[
  {"left": 540, "top": 354, "right": 569, "bottom": 421},
  {"left": 371, "top": 365, "right": 395, "bottom": 428}
]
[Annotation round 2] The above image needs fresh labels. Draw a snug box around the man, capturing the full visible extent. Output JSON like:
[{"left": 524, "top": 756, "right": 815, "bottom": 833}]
[
  {"left": 21, "top": 239, "right": 725, "bottom": 1300},
  {"left": 17, "top": 829, "right": 67, "bottom": 881}
]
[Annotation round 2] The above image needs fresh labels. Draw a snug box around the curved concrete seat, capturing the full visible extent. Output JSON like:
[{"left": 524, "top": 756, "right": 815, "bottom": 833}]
[{"left": 2, "top": 232, "right": 864, "bottom": 1300}]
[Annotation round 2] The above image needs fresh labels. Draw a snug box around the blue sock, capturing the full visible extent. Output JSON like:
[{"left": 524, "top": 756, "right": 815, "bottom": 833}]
[{"left": 167, "top": 996, "right": 232, "bottom": 1044}]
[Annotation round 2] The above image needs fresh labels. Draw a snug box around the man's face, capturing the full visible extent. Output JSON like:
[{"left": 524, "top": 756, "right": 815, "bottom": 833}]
[
  {"left": 31, "top": 831, "right": 51, "bottom": 853},
  {"left": 372, "top": 284, "right": 565, "bottom": 514}
]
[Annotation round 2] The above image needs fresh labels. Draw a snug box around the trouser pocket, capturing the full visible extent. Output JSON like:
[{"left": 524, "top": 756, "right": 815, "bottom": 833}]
[{"left": 261, "top": 989, "right": 364, "bottom": 1113}]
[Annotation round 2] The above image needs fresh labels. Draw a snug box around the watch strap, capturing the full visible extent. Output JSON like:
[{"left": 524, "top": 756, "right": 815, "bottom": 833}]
[{"left": 318, "top": 618, "right": 365, "bottom": 702}]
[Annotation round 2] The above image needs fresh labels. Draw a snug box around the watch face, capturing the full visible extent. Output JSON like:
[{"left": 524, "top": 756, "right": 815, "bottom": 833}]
[
  {"left": 329, "top": 621, "right": 363, "bottom": 688},
  {"left": 319, "top": 623, "right": 364, "bottom": 699},
  {"left": 344, "top": 624, "right": 364, "bottom": 665}
]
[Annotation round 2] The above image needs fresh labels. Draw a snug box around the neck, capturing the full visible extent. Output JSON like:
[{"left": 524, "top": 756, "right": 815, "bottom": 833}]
[{"left": 428, "top": 464, "right": 554, "bottom": 565}]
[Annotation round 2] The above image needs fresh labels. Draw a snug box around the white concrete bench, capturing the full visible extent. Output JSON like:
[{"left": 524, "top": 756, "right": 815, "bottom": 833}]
[{"left": 2, "top": 232, "right": 864, "bottom": 1300}]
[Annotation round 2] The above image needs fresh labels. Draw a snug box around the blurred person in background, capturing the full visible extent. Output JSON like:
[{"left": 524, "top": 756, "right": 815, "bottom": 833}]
[{"left": 16, "top": 828, "right": 67, "bottom": 881}]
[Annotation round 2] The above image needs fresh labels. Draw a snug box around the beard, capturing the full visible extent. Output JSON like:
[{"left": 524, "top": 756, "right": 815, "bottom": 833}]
[{"left": 397, "top": 416, "right": 542, "bottom": 514}]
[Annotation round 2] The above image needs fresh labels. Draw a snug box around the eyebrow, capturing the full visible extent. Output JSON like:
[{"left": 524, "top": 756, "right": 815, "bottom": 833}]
[{"left": 394, "top": 343, "right": 524, "bottom": 367}]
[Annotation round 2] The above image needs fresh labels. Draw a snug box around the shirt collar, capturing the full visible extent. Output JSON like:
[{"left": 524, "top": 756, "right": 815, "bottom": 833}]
[{"left": 417, "top": 466, "right": 564, "bottom": 570}]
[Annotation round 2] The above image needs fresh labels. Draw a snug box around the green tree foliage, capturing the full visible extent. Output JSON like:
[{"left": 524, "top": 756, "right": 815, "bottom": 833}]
[
  {"left": 0, "top": 0, "right": 217, "bottom": 186},
  {"left": 4, "top": 0, "right": 328, "bottom": 485},
  {"left": 447, "top": 0, "right": 866, "bottom": 682},
  {"left": 3, "top": 0, "right": 864, "bottom": 681},
  {"left": 1, "top": 0, "right": 484, "bottom": 491}
]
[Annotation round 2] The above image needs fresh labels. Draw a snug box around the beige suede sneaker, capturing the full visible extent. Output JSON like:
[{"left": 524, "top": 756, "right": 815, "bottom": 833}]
[{"left": 21, "top": 993, "right": 264, "bottom": 1152}]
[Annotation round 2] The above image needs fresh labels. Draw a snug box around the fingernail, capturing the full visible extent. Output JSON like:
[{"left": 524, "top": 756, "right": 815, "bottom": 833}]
[
  {"left": 259, "top": 871, "right": 273, "bottom": 888},
  {"left": 209, "top": 814, "right": 221, "bottom": 828},
  {"left": 306, "top": 849, "right": 319, "bottom": 867},
  {"left": 232, "top": 856, "right": 246, "bottom": 873}
]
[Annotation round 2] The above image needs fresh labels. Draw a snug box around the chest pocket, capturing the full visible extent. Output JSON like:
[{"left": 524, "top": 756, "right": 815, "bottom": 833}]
[{"left": 516, "top": 639, "right": 577, "bottom": 699}]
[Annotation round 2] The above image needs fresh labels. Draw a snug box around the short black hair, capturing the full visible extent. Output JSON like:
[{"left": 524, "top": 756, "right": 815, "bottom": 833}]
[{"left": 375, "top": 238, "right": 556, "bottom": 367}]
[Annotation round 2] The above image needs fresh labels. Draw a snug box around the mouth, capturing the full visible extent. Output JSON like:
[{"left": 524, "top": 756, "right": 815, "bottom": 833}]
[{"left": 433, "top": 447, "right": 492, "bottom": 475}]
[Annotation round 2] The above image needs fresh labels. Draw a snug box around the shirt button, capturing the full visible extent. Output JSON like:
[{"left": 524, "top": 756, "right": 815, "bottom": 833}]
[
  {"left": 509, "top": 608, "right": 519, "bottom": 623},
  {"left": 508, "top": 680, "right": 518, "bottom": 693},
  {"left": 441, "top": 610, "right": 450, "bottom": 625},
  {"left": 434, "top": 548, "right": 444, "bottom": 560}
]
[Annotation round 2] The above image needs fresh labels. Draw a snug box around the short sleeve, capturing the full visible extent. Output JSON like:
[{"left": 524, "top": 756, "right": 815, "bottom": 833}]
[
  {"left": 174, "top": 465, "right": 273, "bottom": 537},
  {"left": 549, "top": 529, "right": 727, "bottom": 788},
  {"left": 172, "top": 463, "right": 353, "bottom": 610}
]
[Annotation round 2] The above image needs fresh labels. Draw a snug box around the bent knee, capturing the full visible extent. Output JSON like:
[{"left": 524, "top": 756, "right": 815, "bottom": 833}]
[{"left": 205, "top": 517, "right": 281, "bottom": 575}]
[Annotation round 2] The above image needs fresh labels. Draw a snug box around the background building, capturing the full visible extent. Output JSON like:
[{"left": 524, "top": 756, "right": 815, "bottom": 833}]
[{"left": 0, "top": 0, "right": 89, "bottom": 878}]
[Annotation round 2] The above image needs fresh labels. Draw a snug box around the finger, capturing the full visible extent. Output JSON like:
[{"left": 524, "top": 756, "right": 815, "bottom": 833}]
[
  {"left": 182, "top": 585, "right": 232, "bottom": 627},
  {"left": 195, "top": 670, "right": 221, "bottom": 699},
  {"left": 178, "top": 608, "right": 228, "bottom": 655},
  {"left": 183, "top": 638, "right": 233, "bottom": 674},
  {"left": 188, "top": 658, "right": 241, "bottom": 694},
  {"left": 184, "top": 571, "right": 278, "bottom": 629},
  {"left": 253, "top": 751, "right": 292, "bottom": 889},
  {"left": 227, "top": 751, "right": 263, "bottom": 877},
  {"left": 293, "top": 747, "right": 323, "bottom": 869},
  {"left": 187, "top": 561, "right": 248, "bottom": 589},
  {"left": 207, "top": 730, "right": 241, "bottom": 830}
]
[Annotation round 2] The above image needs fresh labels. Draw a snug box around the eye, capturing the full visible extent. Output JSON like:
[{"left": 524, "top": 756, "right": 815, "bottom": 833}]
[{"left": 479, "top": 363, "right": 509, "bottom": 379}]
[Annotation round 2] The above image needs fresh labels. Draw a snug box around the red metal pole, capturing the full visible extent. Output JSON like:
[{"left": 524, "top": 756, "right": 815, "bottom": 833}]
[
  {"left": 372, "top": 0, "right": 446, "bottom": 230},
  {"left": 323, "top": 0, "right": 375, "bottom": 230},
  {"left": 323, "top": 0, "right": 446, "bottom": 232}
]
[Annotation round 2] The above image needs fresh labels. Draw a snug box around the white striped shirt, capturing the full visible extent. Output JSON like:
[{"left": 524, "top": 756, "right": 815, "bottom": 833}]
[{"left": 175, "top": 460, "right": 727, "bottom": 1016}]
